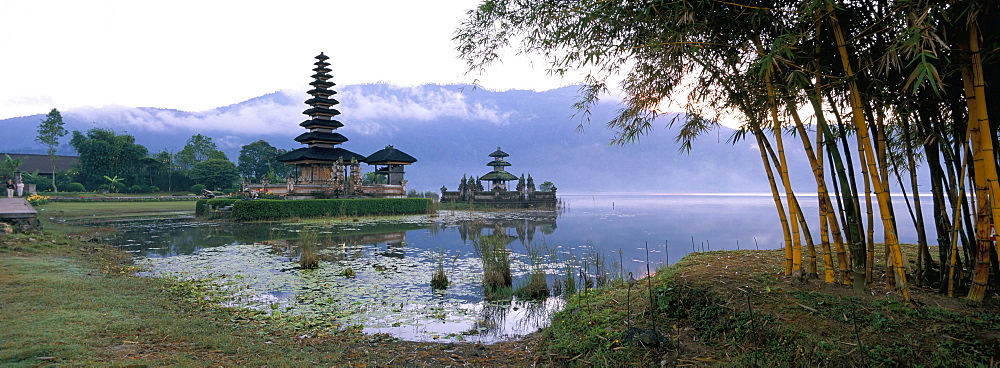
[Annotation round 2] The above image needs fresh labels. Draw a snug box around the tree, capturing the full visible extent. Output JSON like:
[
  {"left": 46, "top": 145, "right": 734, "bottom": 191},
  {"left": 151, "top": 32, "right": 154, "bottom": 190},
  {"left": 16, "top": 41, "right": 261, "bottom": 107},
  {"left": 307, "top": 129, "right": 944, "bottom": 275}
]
[
  {"left": 68, "top": 128, "right": 148, "bottom": 189},
  {"left": 238, "top": 140, "right": 288, "bottom": 180},
  {"left": 137, "top": 157, "right": 164, "bottom": 187},
  {"left": 176, "top": 134, "right": 227, "bottom": 172},
  {"left": 364, "top": 171, "right": 387, "bottom": 185},
  {"left": 191, "top": 158, "right": 239, "bottom": 191},
  {"left": 35, "top": 108, "right": 68, "bottom": 192},
  {"left": 456, "top": 0, "right": 999, "bottom": 300},
  {"left": 1, "top": 154, "right": 24, "bottom": 181},
  {"left": 103, "top": 175, "right": 124, "bottom": 193},
  {"left": 540, "top": 181, "right": 555, "bottom": 192}
]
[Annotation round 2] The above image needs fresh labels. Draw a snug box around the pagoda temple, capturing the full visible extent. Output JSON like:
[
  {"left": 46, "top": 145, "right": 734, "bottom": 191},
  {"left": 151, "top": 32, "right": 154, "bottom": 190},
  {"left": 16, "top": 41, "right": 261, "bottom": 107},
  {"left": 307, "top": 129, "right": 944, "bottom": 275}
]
[
  {"left": 248, "top": 53, "right": 416, "bottom": 198},
  {"left": 440, "top": 147, "right": 556, "bottom": 208},
  {"left": 479, "top": 147, "right": 518, "bottom": 190}
]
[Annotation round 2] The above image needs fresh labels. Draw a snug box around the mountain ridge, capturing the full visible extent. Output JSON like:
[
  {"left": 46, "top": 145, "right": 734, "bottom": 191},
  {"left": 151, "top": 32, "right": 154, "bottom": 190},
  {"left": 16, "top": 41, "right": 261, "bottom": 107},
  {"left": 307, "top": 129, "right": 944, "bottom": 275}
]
[{"left": 0, "top": 84, "right": 789, "bottom": 193}]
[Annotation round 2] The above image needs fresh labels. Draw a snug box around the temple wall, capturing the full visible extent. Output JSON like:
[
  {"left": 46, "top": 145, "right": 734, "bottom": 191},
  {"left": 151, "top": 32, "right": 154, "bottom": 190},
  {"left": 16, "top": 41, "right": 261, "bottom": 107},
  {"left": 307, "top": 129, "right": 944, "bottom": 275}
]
[
  {"left": 247, "top": 183, "right": 404, "bottom": 198},
  {"left": 440, "top": 190, "right": 557, "bottom": 208}
]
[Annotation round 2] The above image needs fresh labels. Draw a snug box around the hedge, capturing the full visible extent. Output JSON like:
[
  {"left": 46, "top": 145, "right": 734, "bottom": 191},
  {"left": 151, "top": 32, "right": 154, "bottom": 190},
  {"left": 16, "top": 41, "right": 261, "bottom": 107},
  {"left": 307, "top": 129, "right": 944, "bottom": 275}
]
[
  {"left": 51, "top": 196, "right": 202, "bottom": 203},
  {"left": 196, "top": 198, "right": 433, "bottom": 220},
  {"left": 196, "top": 199, "right": 242, "bottom": 216}
]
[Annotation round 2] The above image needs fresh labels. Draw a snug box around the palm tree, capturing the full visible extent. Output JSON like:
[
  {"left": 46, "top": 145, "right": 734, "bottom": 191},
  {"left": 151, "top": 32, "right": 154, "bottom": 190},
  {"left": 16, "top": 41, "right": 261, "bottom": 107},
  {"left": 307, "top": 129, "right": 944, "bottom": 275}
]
[
  {"left": 1, "top": 154, "right": 25, "bottom": 181},
  {"left": 103, "top": 175, "right": 124, "bottom": 193}
]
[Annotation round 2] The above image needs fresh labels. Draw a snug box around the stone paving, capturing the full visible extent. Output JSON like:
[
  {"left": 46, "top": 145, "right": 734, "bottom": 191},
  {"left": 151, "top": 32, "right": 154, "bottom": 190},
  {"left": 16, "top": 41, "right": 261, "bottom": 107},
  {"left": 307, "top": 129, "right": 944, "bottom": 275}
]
[
  {"left": 0, "top": 198, "right": 35, "bottom": 216},
  {"left": 0, "top": 198, "right": 39, "bottom": 230}
]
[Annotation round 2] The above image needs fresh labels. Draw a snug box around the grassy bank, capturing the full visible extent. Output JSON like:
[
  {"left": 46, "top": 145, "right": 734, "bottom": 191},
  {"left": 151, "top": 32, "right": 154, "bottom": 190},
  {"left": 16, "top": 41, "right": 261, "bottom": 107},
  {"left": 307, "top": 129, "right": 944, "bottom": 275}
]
[
  {"left": 536, "top": 249, "right": 1000, "bottom": 367},
  {"left": 2, "top": 203, "right": 535, "bottom": 367},
  {"left": 7, "top": 201, "right": 1000, "bottom": 366}
]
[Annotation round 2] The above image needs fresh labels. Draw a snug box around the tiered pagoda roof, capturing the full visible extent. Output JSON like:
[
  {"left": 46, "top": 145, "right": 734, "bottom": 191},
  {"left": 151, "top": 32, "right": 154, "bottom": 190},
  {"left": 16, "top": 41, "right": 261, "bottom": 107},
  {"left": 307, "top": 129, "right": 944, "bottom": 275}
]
[
  {"left": 277, "top": 53, "right": 366, "bottom": 164},
  {"left": 480, "top": 146, "right": 518, "bottom": 182}
]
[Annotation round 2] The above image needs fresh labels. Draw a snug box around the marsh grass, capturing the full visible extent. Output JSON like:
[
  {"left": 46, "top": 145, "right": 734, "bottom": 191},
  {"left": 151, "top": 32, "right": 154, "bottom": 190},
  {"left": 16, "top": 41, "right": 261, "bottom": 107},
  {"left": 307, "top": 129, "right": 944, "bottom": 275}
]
[
  {"left": 514, "top": 271, "right": 549, "bottom": 300},
  {"left": 297, "top": 227, "right": 319, "bottom": 269},
  {"left": 431, "top": 263, "right": 449, "bottom": 289},
  {"left": 472, "top": 234, "right": 513, "bottom": 295},
  {"left": 514, "top": 241, "right": 551, "bottom": 300}
]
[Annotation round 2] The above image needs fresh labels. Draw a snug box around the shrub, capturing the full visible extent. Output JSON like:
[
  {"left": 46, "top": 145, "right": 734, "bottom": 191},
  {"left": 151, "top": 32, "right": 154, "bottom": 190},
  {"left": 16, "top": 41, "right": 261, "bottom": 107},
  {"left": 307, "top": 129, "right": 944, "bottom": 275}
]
[
  {"left": 146, "top": 185, "right": 160, "bottom": 193},
  {"left": 195, "top": 199, "right": 240, "bottom": 216},
  {"left": 97, "top": 184, "right": 110, "bottom": 192},
  {"left": 65, "top": 182, "right": 86, "bottom": 192},
  {"left": 128, "top": 185, "right": 143, "bottom": 194},
  {"left": 190, "top": 184, "right": 206, "bottom": 194},
  {"left": 212, "top": 198, "right": 432, "bottom": 220},
  {"left": 26, "top": 194, "right": 51, "bottom": 205}
]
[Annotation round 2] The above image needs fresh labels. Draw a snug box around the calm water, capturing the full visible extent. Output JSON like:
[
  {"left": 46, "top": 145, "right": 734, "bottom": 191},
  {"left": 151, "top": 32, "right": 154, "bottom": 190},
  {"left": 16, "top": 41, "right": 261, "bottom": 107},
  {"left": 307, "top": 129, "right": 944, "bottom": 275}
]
[{"left": 101, "top": 193, "right": 934, "bottom": 343}]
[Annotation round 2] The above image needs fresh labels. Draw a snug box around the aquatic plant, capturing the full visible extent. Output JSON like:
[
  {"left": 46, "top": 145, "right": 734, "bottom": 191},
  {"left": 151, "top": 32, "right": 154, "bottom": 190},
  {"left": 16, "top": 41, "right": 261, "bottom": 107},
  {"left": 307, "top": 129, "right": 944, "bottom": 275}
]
[
  {"left": 431, "top": 263, "right": 449, "bottom": 289},
  {"left": 472, "top": 233, "right": 513, "bottom": 295},
  {"left": 297, "top": 227, "right": 320, "bottom": 269},
  {"left": 515, "top": 241, "right": 550, "bottom": 300},
  {"left": 340, "top": 267, "right": 356, "bottom": 277},
  {"left": 514, "top": 271, "right": 549, "bottom": 300}
]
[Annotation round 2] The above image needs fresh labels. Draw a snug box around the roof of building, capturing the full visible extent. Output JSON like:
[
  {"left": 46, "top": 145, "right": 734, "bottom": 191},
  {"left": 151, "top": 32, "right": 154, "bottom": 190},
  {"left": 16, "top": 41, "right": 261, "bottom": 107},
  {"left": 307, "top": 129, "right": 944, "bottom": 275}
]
[
  {"left": 1, "top": 153, "right": 79, "bottom": 175},
  {"left": 366, "top": 145, "right": 417, "bottom": 164},
  {"left": 293, "top": 131, "right": 348, "bottom": 145},
  {"left": 300, "top": 118, "right": 344, "bottom": 129},
  {"left": 305, "top": 97, "right": 339, "bottom": 106},
  {"left": 480, "top": 170, "right": 518, "bottom": 181},
  {"left": 486, "top": 160, "right": 511, "bottom": 167},
  {"left": 276, "top": 147, "right": 366, "bottom": 163},
  {"left": 303, "top": 107, "right": 340, "bottom": 117},
  {"left": 310, "top": 73, "right": 333, "bottom": 81},
  {"left": 309, "top": 80, "right": 335, "bottom": 89},
  {"left": 489, "top": 147, "right": 509, "bottom": 158},
  {"left": 307, "top": 88, "right": 336, "bottom": 97},
  {"left": 315, "top": 52, "right": 329, "bottom": 61}
]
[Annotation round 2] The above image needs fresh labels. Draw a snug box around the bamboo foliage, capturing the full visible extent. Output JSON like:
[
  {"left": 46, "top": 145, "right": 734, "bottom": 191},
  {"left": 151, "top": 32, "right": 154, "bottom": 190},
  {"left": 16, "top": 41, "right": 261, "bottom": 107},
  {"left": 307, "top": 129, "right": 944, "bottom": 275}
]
[{"left": 455, "top": 0, "right": 999, "bottom": 301}]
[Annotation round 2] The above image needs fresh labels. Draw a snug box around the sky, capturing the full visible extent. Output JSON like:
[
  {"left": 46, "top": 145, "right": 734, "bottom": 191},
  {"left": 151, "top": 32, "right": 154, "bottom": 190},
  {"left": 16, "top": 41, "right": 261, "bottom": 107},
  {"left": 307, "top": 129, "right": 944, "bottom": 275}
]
[{"left": 0, "top": 0, "right": 589, "bottom": 121}]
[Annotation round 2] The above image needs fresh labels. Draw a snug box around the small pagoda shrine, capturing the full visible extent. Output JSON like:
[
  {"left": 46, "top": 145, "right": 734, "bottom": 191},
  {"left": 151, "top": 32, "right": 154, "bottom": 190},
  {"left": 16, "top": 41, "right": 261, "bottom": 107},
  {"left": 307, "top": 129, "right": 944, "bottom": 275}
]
[
  {"left": 366, "top": 145, "right": 417, "bottom": 185},
  {"left": 479, "top": 147, "right": 518, "bottom": 190},
  {"left": 248, "top": 53, "right": 416, "bottom": 198},
  {"left": 440, "top": 147, "right": 557, "bottom": 208}
]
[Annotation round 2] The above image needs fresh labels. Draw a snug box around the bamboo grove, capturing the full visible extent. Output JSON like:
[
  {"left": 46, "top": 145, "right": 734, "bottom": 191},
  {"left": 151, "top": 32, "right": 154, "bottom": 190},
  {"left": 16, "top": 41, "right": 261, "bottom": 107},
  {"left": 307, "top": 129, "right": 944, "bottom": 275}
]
[{"left": 456, "top": 0, "right": 999, "bottom": 301}]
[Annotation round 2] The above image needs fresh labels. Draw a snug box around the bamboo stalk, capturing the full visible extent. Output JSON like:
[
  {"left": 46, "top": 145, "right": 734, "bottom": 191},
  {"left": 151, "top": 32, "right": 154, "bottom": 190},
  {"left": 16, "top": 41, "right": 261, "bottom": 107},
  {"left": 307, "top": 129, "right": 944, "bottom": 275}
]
[{"left": 827, "top": 1, "right": 909, "bottom": 299}]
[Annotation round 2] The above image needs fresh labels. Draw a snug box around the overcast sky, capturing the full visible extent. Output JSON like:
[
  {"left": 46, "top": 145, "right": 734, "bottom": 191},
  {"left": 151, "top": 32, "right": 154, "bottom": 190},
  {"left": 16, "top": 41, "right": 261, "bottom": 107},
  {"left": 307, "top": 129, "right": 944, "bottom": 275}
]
[{"left": 0, "top": 0, "right": 590, "bottom": 121}]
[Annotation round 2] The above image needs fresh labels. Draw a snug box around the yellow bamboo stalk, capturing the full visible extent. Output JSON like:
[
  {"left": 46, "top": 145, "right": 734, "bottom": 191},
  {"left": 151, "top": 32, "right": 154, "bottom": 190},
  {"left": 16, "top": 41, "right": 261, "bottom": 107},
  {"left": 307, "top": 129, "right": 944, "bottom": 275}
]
[
  {"left": 875, "top": 109, "right": 897, "bottom": 288},
  {"left": 826, "top": 1, "right": 910, "bottom": 300},
  {"left": 789, "top": 104, "right": 835, "bottom": 282},
  {"left": 808, "top": 84, "right": 852, "bottom": 284},
  {"left": 754, "top": 129, "right": 794, "bottom": 274},
  {"left": 763, "top": 74, "right": 804, "bottom": 275},
  {"left": 947, "top": 142, "right": 971, "bottom": 297},
  {"left": 962, "top": 20, "right": 998, "bottom": 302}
]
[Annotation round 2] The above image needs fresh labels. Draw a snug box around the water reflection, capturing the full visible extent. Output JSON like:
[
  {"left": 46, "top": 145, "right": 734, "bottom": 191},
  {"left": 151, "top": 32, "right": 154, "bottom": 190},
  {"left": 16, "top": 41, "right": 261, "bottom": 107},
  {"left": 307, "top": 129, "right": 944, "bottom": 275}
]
[
  {"left": 94, "top": 194, "right": 937, "bottom": 343},
  {"left": 100, "top": 211, "right": 565, "bottom": 343}
]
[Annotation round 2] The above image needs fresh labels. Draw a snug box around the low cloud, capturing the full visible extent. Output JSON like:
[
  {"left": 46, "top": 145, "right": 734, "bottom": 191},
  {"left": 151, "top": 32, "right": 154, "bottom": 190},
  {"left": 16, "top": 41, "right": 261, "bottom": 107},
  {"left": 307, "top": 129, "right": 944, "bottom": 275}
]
[
  {"left": 64, "top": 84, "right": 515, "bottom": 137},
  {"left": 338, "top": 85, "right": 513, "bottom": 123},
  {"left": 69, "top": 98, "right": 302, "bottom": 135}
]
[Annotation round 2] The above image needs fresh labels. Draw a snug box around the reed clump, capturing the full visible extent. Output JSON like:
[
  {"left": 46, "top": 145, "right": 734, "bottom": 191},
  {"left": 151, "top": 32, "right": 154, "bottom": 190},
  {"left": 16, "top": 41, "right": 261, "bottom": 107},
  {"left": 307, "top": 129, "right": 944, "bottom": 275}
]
[
  {"left": 472, "top": 234, "right": 512, "bottom": 294},
  {"left": 431, "top": 263, "right": 449, "bottom": 289},
  {"left": 514, "top": 271, "right": 549, "bottom": 300},
  {"left": 297, "top": 228, "right": 319, "bottom": 269}
]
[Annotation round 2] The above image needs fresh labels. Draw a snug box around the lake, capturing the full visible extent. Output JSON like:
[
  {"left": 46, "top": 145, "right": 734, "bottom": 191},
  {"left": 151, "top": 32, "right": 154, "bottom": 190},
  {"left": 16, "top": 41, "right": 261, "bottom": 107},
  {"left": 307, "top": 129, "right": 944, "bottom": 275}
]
[{"left": 101, "top": 193, "right": 935, "bottom": 343}]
